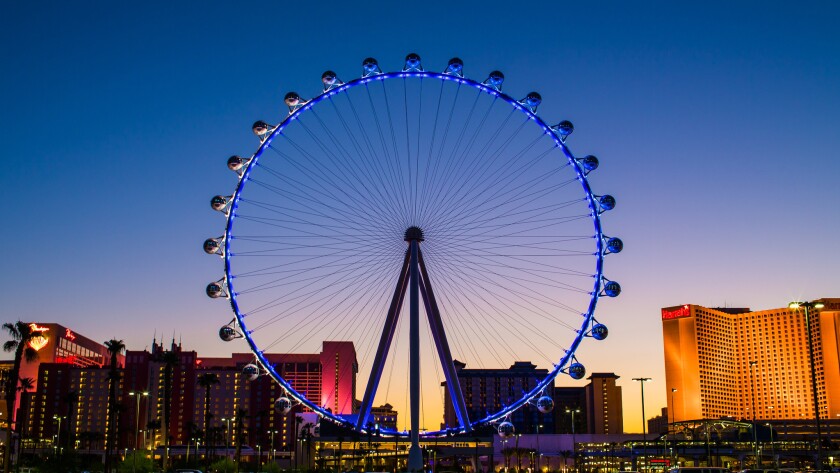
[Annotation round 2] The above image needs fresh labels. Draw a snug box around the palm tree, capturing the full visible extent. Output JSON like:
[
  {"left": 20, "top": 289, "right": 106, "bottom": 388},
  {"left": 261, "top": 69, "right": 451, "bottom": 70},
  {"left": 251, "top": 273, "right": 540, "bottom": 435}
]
[
  {"left": 2, "top": 321, "right": 41, "bottom": 473},
  {"left": 159, "top": 349, "right": 179, "bottom": 471},
  {"left": 103, "top": 339, "right": 125, "bottom": 473},
  {"left": 234, "top": 407, "right": 248, "bottom": 473},
  {"left": 207, "top": 425, "right": 224, "bottom": 459},
  {"left": 502, "top": 447, "right": 513, "bottom": 470},
  {"left": 197, "top": 372, "right": 220, "bottom": 467},
  {"left": 63, "top": 389, "right": 79, "bottom": 452},
  {"left": 16, "top": 377, "right": 35, "bottom": 461},
  {"left": 146, "top": 419, "right": 161, "bottom": 453}
]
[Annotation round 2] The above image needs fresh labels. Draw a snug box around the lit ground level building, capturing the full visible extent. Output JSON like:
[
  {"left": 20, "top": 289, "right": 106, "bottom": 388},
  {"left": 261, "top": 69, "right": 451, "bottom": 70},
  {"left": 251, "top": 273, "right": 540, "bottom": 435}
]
[{"left": 232, "top": 430, "right": 840, "bottom": 473}]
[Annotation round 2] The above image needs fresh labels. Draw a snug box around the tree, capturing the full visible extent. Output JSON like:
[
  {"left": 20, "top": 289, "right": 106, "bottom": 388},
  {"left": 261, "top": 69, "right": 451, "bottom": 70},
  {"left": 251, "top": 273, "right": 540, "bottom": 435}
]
[
  {"left": 502, "top": 447, "right": 514, "bottom": 470},
  {"left": 63, "top": 389, "right": 79, "bottom": 451},
  {"left": 16, "top": 377, "right": 35, "bottom": 461},
  {"left": 104, "top": 339, "right": 125, "bottom": 473},
  {"left": 301, "top": 422, "right": 315, "bottom": 470},
  {"left": 79, "top": 431, "right": 100, "bottom": 456},
  {"left": 234, "top": 408, "right": 248, "bottom": 473},
  {"left": 146, "top": 419, "right": 161, "bottom": 453},
  {"left": 117, "top": 450, "right": 155, "bottom": 473},
  {"left": 2, "top": 321, "right": 41, "bottom": 473},
  {"left": 206, "top": 425, "right": 225, "bottom": 459},
  {"left": 159, "top": 350, "right": 179, "bottom": 471},
  {"left": 197, "top": 372, "right": 220, "bottom": 468}
]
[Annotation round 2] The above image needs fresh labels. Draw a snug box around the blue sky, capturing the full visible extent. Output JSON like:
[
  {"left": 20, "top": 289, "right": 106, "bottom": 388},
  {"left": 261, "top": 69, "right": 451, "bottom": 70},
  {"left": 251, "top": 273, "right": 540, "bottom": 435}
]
[{"left": 2, "top": 1, "right": 839, "bottom": 432}]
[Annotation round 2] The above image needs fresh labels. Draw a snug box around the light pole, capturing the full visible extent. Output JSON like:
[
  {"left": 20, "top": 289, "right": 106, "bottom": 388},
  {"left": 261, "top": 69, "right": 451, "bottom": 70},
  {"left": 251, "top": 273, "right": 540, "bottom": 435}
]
[
  {"left": 790, "top": 300, "right": 825, "bottom": 471},
  {"left": 632, "top": 378, "right": 651, "bottom": 473},
  {"left": 536, "top": 424, "right": 543, "bottom": 472},
  {"left": 268, "top": 430, "right": 278, "bottom": 462},
  {"left": 765, "top": 423, "right": 777, "bottom": 468},
  {"left": 222, "top": 417, "right": 232, "bottom": 457},
  {"left": 670, "top": 388, "right": 677, "bottom": 466},
  {"left": 129, "top": 391, "right": 149, "bottom": 473},
  {"left": 565, "top": 407, "right": 580, "bottom": 473},
  {"left": 53, "top": 415, "right": 64, "bottom": 461},
  {"left": 748, "top": 361, "right": 759, "bottom": 467}
]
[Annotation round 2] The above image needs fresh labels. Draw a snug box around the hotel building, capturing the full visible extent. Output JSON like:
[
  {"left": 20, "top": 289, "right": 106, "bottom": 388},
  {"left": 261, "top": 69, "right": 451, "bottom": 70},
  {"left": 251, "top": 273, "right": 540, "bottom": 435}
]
[
  {"left": 662, "top": 298, "right": 840, "bottom": 423},
  {"left": 12, "top": 331, "right": 357, "bottom": 455},
  {"left": 585, "top": 373, "right": 623, "bottom": 434},
  {"left": 443, "top": 361, "right": 556, "bottom": 433}
]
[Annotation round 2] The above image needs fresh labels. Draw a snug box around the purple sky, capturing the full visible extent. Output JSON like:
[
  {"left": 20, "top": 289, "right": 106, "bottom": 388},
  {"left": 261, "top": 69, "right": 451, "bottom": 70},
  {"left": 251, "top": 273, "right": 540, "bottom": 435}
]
[{"left": 2, "top": 1, "right": 839, "bottom": 432}]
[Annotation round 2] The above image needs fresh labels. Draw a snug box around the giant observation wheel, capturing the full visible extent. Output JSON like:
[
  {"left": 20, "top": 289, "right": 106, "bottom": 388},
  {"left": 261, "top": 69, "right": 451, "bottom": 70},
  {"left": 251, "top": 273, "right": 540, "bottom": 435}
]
[{"left": 204, "top": 54, "right": 622, "bottom": 462}]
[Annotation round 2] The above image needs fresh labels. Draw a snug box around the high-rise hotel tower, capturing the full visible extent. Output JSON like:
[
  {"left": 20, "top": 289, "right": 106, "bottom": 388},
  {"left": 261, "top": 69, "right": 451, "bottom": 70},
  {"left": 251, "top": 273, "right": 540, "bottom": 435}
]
[{"left": 662, "top": 298, "right": 840, "bottom": 422}]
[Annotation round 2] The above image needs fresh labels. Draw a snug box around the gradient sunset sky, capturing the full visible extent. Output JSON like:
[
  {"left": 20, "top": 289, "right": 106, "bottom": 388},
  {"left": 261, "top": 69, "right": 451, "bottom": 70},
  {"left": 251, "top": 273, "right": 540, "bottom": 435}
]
[{"left": 2, "top": 1, "right": 839, "bottom": 433}]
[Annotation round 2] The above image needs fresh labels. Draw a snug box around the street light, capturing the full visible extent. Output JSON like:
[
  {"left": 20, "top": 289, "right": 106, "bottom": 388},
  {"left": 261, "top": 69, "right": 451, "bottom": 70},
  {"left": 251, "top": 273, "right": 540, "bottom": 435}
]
[
  {"left": 129, "top": 391, "right": 149, "bottom": 473},
  {"left": 53, "top": 415, "right": 64, "bottom": 461},
  {"left": 565, "top": 407, "right": 580, "bottom": 473},
  {"left": 670, "top": 388, "right": 677, "bottom": 465},
  {"left": 789, "top": 300, "right": 825, "bottom": 470},
  {"left": 268, "top": 430, "right": 278, "bottom": 462},
  {"left": 670, "top": 388, "right": 677, "bottom": 424},
  {"left": 766, "top": 423, "right": 777, "bottom": 468},
  {"left": 222, "top": 417, "right": 232, "bottom": 457},
  {"left": 632, "top": 378, "right": 651, "bottom": 473},
  {"left": 748, "top": 361, "right": 759, "bottom": 467}
]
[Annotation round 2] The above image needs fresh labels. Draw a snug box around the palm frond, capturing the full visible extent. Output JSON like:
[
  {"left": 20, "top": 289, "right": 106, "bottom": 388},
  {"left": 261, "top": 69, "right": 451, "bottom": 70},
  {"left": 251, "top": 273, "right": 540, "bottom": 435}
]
[
  {"left": 23, "top": 346, "right": 38, "bottom": 362},
  {"left": 2, "top": 322, "right": 19, "bottom": 338}
]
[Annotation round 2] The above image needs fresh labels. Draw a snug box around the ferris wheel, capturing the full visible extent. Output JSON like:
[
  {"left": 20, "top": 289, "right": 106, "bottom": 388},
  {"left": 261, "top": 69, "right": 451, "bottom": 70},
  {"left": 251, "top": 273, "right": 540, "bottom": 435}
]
[{"left": 204, "top": 54, "right": 621, "bottom": 464}]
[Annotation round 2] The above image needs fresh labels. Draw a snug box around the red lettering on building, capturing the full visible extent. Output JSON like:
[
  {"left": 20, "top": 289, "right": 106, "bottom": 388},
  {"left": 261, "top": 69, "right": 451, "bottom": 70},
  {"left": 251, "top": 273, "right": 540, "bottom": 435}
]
[
  {"left": 662, "top": 305, "right": 691, "bottom": 320},
  {"left": 56, "top": 355, "right": 77, "bottom": 365},
  {"left": 65, "top": 328, "right": 76, "bottom": 341}
]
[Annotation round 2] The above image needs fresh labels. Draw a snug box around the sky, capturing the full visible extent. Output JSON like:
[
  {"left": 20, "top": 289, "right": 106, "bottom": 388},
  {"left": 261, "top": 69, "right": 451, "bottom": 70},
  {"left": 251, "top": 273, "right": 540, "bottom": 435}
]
[{"left": 2, "top": 1, "right": 839, "bottom": 433}]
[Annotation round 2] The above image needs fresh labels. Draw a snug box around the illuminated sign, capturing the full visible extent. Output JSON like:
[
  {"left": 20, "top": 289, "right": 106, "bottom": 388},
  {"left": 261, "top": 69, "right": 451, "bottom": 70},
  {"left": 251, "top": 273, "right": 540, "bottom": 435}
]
[
  {"left": 27, "top": 324, "right": 50, "bottom": 351},
  {"left": 661, "top": 305, "right": 691, "bottom": 320},
  {"left": 29, "top": 323, "right": 49, "bottom": 333},
  {"left": 56, "top": 355, "right": 77, "bottom": 365},
  {"left": 64, "top": 328, "right": 76, "bottom": 341}
]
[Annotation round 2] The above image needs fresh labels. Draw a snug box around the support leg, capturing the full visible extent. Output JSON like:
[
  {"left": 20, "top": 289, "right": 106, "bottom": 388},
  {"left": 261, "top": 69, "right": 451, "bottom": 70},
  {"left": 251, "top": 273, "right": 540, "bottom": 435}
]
[
  {"left": 418, "top": 249, "right": 472, "bottom": 431},
  {"left": 407, "top": 240, "right": 424, "bottom": 472},
  {"left": 356, "top": 250, "right": 411, "bottom": 430}
]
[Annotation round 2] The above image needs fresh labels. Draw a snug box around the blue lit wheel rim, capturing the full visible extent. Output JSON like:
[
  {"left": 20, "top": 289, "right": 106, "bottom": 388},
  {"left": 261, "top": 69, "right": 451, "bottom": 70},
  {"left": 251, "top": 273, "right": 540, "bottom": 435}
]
[{"left": 218, "top": 64, "right": 611, "bottom": 437}]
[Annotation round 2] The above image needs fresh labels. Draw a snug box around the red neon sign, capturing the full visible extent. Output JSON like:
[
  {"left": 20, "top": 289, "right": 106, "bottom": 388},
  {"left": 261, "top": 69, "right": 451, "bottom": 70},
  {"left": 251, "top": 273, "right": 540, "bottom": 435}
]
[
  {"left": 56, "top": 355, "right": 77, "bottom": 365},
  {"left": 661, "top": 305, "right": 690, "bottom": 320},
  {"left": 64, "top": 328, "right": 76, "bottom": 341}
]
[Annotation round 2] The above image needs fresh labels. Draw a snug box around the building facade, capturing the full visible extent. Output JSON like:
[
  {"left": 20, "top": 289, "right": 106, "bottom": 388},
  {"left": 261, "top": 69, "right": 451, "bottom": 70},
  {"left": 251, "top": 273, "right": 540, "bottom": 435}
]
[
  {"left": 443, "top": 361, "right": 556, "bottom": 434},
  {"left": 553, "top": 386, "right": 588, "bottom": 434},
  {"left": 13, "top": 331, "right": 358, "bottom": 457},
  {"left": 584, "top": 373, "right": 623, "bottom": 434},
  {"left": 662, "top": 298, "right": 840, "bottom": 423}
]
